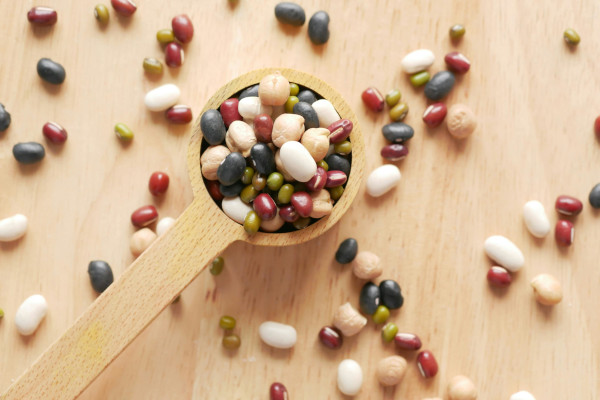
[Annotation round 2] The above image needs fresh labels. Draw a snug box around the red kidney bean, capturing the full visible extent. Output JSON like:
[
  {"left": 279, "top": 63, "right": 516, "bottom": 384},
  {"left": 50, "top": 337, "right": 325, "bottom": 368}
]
[
  {"left": 165, "top": 42, "right": 184, "bottom": 67},
  {"left": 381, "top": 144, "right": 408, "bottom": 161},
  {"left": 253, "top": 193, "right": 277, "bottom": 220},
  {"left": 220, "top": 98, "right": 242, "bottom": 128},
  {"left": 361, "top": 87, "right": 384, "bottom": 112},
  {"left": 555, "top": 220, "right": 574, "bottom": 246},
  {"left": 318, "top": 326, "right": 343, "bottom": 349},
  {"left": 487, "top": 266, "right": 512, "bottom": 287},
  {"left": 165, "top": 105, "right": 192, "bottom": 124},
  {"left": 111, "top": 0, "right": 137, "bottom": 16},
  {"left": 394, "top": 332, "right": 422, "bottom": 350},
  {"left": 254, "top": 114, "right": 274, "bottom": 143},
  {"left": 27, "top": 7, "right": 57, "bottom": 26},
  {"left": 290, "top": 192, "right": 313, "bottom": 218},
  {"left": 42, "top": 122, "right": 67, "bottom": 143},
  {"left": 422, "top": 102, "right": 447, "bottom": 128},
  {"left": 416, "top": 350, "right": 438, "bottom": 378},
  {"left": 444, "top": 52, "right": 471, "bottom": 74},
  {"left": 131, "top": 205, "right": 158, "bottom": 227},
  {"left": 595, "top": 116, "right": 600, "bottom": 140},
  {"left": 171, "top": 14, "right": 194, "bottom": 43},
  {"left": 555, "top": 195, "right": 583, "bottom": 216},
  {"left": 326, "top": 170, "right": 347, "bottom": 188},
  {"left": 306, "top": 167, "right": 327, "bottom": 191},
  {"left": 279, "top": 205, "right": 299, "bottom": 223},
  {"left": 270, "top": 382, "right": 288, "bottom": 400},
  {"left": 206, "top": 180, "right": 224, "bottom": 201},
  {"left": 327, "top": 119, "right": 353, "bottom": 143},
  {"left": 149, "top": 172, "right": 170, "bottom": 196}
]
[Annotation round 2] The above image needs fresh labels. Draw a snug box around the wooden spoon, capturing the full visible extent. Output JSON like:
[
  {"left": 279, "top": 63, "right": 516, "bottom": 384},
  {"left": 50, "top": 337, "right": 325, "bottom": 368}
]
[{"left": 1, "top": 68, "right": 365, "bottom": 400}]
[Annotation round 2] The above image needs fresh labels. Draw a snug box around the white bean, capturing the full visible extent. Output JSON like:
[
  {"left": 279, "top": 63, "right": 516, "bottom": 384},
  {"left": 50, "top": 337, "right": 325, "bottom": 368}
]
[
  {"left": 400, "top": 49, "right": 435, "bottom": 73},
  {"left": 15, "top": 294, "right": 47, "bottom": 336},
  {"left": 144, "top": 84, "right": 181, "bottom": 111},
  {"left": 0, "top": 213, "right": 28, "bottom": 242},
  {"left": 484, "top": 235, "right": 524, "bottom": 272},
  {"left": 237, "top": 96, "right": 272, "bottom": 119},
  {"left": 279, "top": 141, "right": 317, "bottom": 182},
  {"left": 337, "top": 359, "right": 363, "bottom": 396},
  {"left": 366, "top": 164, "right": 401, "bottom": 197},
  {"left": 311, "top": 99, "right": 340, "bottom": 128},
  {"left": 222, "top": 196, "right": 253, "bottom": 224},
  {"left": 156, "top": 217, "right": 175, "bottom": 236},
  {"left": 510, "top": 391, "right": 536, "bottom": 400},
  {"left": 258, "top": 321, "right": 297, "bottom": 349},
  {"left": 522, "top": 200, "right": 550, "bottom": 238}
]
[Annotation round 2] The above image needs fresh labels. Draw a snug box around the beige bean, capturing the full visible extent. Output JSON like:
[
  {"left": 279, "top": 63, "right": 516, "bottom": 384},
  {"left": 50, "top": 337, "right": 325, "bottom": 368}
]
[
  {"left": 447, "top": 375, "right": 477, "bottom": 400},
  {"left": 376, "top": 355, "right": 407, "bottom": 386},
  {"left": 275, "top": 149, "right": 295, "bottom": 181},
  {"left": 258, "top": 71, "right": 290, "bottom": 106},
  {"left": 332, "top": 302, "right": 367, "bottom": 337},
  {"left": 130, "top": 228, "right": 157, "bottom": 257},
  {"left": 310, "top": 189, "right": 333, "bottom": 218},
  {"left": 301, "top": 128, "right": 330, "bottom": 161},
  {"left": 272, "top": 114, "right": 305, "bottom": 147},
  {"left": 531, "top": 273, "right": 563, "bottom": 305},
  {"left": 352, "top": 251, "right": 383, "bottom": 280},
  {"left": 447, "top": 104, "right": 477, "bottom": 139},
  {"left": 225, "top": 120, "right": 256, "bottom": 157},
  {"left": 200, "top": 145, "right": 230, "bottom": 180}
]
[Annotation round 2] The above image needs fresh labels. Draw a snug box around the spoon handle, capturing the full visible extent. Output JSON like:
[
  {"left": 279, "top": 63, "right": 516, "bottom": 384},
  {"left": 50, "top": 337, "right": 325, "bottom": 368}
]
[{"left": 2, "top": 199, "right": 241, "bottom": 400}]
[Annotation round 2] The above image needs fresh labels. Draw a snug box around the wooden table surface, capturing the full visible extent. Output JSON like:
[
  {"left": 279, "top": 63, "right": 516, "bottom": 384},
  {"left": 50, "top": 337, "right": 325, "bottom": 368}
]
[{"left": 1, "top": 0, "right": 599, "bottom": 399}]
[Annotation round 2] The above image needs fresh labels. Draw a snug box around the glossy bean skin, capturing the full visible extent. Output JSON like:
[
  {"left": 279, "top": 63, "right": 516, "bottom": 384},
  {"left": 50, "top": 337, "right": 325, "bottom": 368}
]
[
  {"left": 165, "top": 42, "right": 184, "bottom": 67},
  {"left": 359, "top": 282, "right": 380, "bottom": 315},
  {"left": 327, "top": 119, "right": 353, "bottom": 143},
  {"left": 444, "top": 52, "right": 471, "bottom": 74},
  {"left": 394, "top": 332, "right": 422, "bottom": 350},
  {"left": 306, "top": 167, "right": 327, "bottom": 192},
  {"left": 307, "top": 11, "right": 330, "bottom": 44},
  {"left": 88, "top": 260, "right": 114, "bottom": 293},
  {"left": 555, "top": 195, "right": 583, "bottom": 216},
  {"left": 111, "top": 0, "right": 137, "bottom": 16},
  {"left": 94, "top": 4, "right": 109, "bottom": 24},
  {"left": 27, "top": 7, "right": 58, "bottom": 26},
  {"left": 206, "top": 180, "right": 224, "bottom": 201},
  {"left": 335, "top": 238, "right": 357, "bottom": 264},
  {"left": 165, "top": 105, "right": 193, "bottom": 124},
  {"left": 148, "top": 172, "right": 170, "bottom": 195},
  {"left": 417, "top": 350, "right": 438, "bottom": 378},
  {"left": 293, "top": 101, "right": 319, "bottom": 129},
  {"left": 0, "top": 103, "right": 11, "bottom": 132},
  {"left": 487, "top": 266, "right": 512, "bottom": 287},
  {"left": 424, "top": 71, "right": 456, "bottom": 101},
  {"left": 253, "top": 193, "right": 277, "bottom": 220},
  {"left": 254, "top": 114, "right": 274, "bottom": 142},
  {"left": 422, "top": 103, "right": 447, "bottom": 128},
  {"left": 143, "top": 58, "right": 164, "bottom": 75},
  {"left": 37, "top": 58, "right": 66, "bottom": 85},
  {"left": 270, "top": 382, "right": 289, "bottom": 400},
  {"left": 326, "top": 170, "right": 347, "bottom": 187},
  {"left": 219, "top": 98, "right": 242, "bottom": 128},
  {"left": 325, "top": 154, "right": 350, "bottom": 175},
  {"left": 290, "top": 192, "right": 313, "bottom": 218},
  {"left": 42, "top": 122, "right": 68, "bottom": 143},
  {"left": 275, "top": 2, "right": 306, "bottom": 26},
  {"left": 201, "top": 109, "right": 227, "bottom": 145},
  {"left": 381, "top": 144, "right": 408, "bottom": 161},
  {"left": 171, "top": 14, "right": 194, "bottom": 43},
  {"left": 13, "top": 142, "right": 45, "bottom": 164},
  {"left": 131, "top": 205, "right": 158, "bottom": 227},
  {"left": 362, "top": 87, "right": 385, "bottom": 112},
  {"left": 379, "top": 280, "right": 403, "bottom": 309},
  {"left": 318, "top": 326, "right": 343, "bottom": 349},
  {"left": 555, "top": 220, "right": 574, "bottom": 246},
  {"left": 279, "top": 204, "right": 299, "bottom": 223}
]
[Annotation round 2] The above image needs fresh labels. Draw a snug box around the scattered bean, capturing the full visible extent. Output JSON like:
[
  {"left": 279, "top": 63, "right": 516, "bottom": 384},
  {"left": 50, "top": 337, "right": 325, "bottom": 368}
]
[
  {"left": 380, "top": 280, "right": 403, "bottom": 309},
  {"left": 447, "top": 375, "right": 477, "bottom": 400},
  {"left": 222, "top": 196, "right": 253, "bottom": 224},
  {"left": 510, "top": 391, "right": 536, "bottom": 400},
  {"left": 0, "top": 214, "right": 28, "bottom": 242},
  {"left": 318, "top": 326, "right": 343, "bottom": 349},
  {"left": 259, "top": 321, "right": 297, "bottom": 349},
  {"left": 275, "top": 2, "right": 306, "bottom": 26},
  {"left": 359, "top": 282, "right": 381, "bottom": 315},
  {"left": 219, "top": 315, "right": 236, "bottom": 330},
  {"left": 144, "top": 84, "right": 181, "bottom": 112},
  {"left": 15, "top": 294, "right": 47, "bottom": 336},
  {"left": 376, "top": 356, "right": 407, "bottom": 386},
  {"left": 210, "top": 256, "right": 224, "bottom": 275},
  {"left": 588, "top": 183, "right": 600, "bottom": 208},
  {"left": 382, "top": 322, "right": 398, "bottom": 342},
  {"left": 165, "top": 42, "right": 184, "bottom": 67},
  {"left": 259, "top": 72, "right": 290, "bottom": 106},
  {"left": 156, "top": 29, "right": 175, "bottom": 44},
  {"left": 422, "top": 102, "right": 447, "bottom": 128},
  {"left": 27, "top": 7, "right": 57, "bottom": 26},
  {"left": 272, "top": 114, "right": 305, "bottom": 147},
  {"left": 382, "top": 122, "right": 414, "bottom": 143},
  {"left": 362, "top": 87, "right": 384, "bottom": 112},
  {"left": 389, "top": 102, "right": 409, "bottom": 122},
  {"left": 37, "top": 58, "right": 66, "bottom": 85},
  {"left": 308, "top": 11, "right": 330, "bottom": 45},
  {"left": 394, "top": 332, "right": 422, "bottom": 350},
  {"left": 0, "top": 103, "right": 11, "bottom": 132},
  {"left": 381, "top": 144, "right": 408, "bottom": 161},
  {"left": 333, "top": 302, "right": 367, "bottom": 336},
  {"left": 487, "top": 266, "right": 512, "bottom": 287},
  {"left": 244, "top": 210, "right": 261, "bottom": 234},
  {"left": 400, "top": 49, "right": 435, "bottom": 74},
  {"left": 222, "top": 334, "right": 241, "bottom": 349},
  {"left": 94, "top": 4, "right": 109, "bottom": 24},
  {"left": 148, "top": 172, "right": 169, "bottom": 196},
  {"left": 337, "top": 359, "right": 363, "bottom": 396},
  {"left": 42, "top": 122, "right": 68, "bottom": 144},
  {"left": 410, "top": 71, "right": 430, "bottom": 87},
  {"left": 335, "top": 238, "right": 358, "bottom": 264},
  {"left": 297, "top": 89, "right": 317, "bottom": 104},
  {"left": 366, "top": 164, "right": 401, "bottom": 197},
  {"left": 445, "top": 52, "right": 471, "bottom": 74},
  {"left": 555, "top": 219, "right": 574, "bottom": 246},
  {"left": 555, "top": 195, "right": 583, "bottom": 216},
  {"left": 166, "top": 105, "right": 192, "bottom": 124},
  {"left": 270, "top": 382, "right": 289, "bottom": 400},
  {"left": 131, "top": 205, "right": 158, "bottom": 227},
  {"left": 88, "top": 260, "right": 114, "bottom": 293},
  {"left": 483, "top": 235, "right": 524, "bottom": 272},
  {"left": 449, "top": 24, "right": 466, "bottom": 39},
  {"left": 156, "top": 217, "right": 175, "bottom": 236},
  {"left": 563, "top": 28, "right": 580, "bottom": 45},
  {"left": 424, "top": 71, "right": 456, "bottom": 101},
  {"left": 417, "top": 350, "right": 438, "bottom": 378},
  {"left": 13, "top": 142, "right": 45, "bottom": 164},
  {"left": 201, "top": 145, "right": 230, "bottom": 180},
  {"left": 595, "top": 116, "right": 600, "bottom": 140},
  {"left": 385, "top": 89, "right": 401, "bottom": 107},
  {"left": 531, "top": 273, "right": 562, "bottom": 305},
  {"left": 114, "top": 122, "right": 134, "bottom": 141},
  {"left": 172, "top": 14, "right": 194, "bottom": 43},
  {"left": 447, "top": 104, "right": 477, "bottom": 138},
  {"left": 143, "top": 57, "right": 163, "bottom": 74},
  {"left": 372, "top": 305, "right": 389, "bottom": 324},
  {"left": 312, "top": 99, "right": 340, "bottom": 128},
  {"left": 353, "top": 251, "right": 382, "bottom": 280},
  {"left": 111, "top": 0, "right": 137, "bottom": 16},
  {"left": 522, "top": 200, "right": 550, "bottom": 238}
]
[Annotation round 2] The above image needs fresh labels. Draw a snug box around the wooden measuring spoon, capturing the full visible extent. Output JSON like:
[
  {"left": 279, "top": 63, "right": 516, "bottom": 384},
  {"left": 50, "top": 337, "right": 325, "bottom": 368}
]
[{"left": 1, "top": 68, "right": 365, "bottom": 399}]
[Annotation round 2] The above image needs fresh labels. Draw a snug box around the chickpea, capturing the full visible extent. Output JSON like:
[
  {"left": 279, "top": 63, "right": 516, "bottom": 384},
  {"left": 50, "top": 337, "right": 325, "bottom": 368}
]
[
  {"left": 258, "top": 71, "right": 290, "bottom": 106},
  {"left": 531, "top": 273, "right": 563, "bottom": 305},
  {"left": 446, "top": 104, "right": 477, "bottom": 139},
  {"left": 352, "top": 251, "right": 383, "bottom": 280},
  {"left": 130, "top": 228, "right": 157, "bottom": 257},
  {"left": 200, "top": 145, "right": 230, "bottom": 180},
  {"left": 332, "top": 302, "right": 367, "bottom": 337},
  {"left": 301, "top": 128, "right": 330, "bottom": 161},
  {"left": 376, "top": 355, "right": 407, "bottom": 386},
  {"left": 309, "top": 189, "right": 333, "bottom": 218},
  {"left": 447, "top": 375, "right": 477, "bottom": 400},
  {"left": 272, "top": 114, "right": 305, "bottom": 147},
  {"left": 225, "top": 120, "right": 256, "bottom": 157}
]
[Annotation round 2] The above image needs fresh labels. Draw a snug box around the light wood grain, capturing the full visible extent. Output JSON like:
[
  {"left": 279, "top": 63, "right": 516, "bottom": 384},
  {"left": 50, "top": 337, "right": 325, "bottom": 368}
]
[{"left": 0, "top": 0, "right": 599, "bottom": 399}]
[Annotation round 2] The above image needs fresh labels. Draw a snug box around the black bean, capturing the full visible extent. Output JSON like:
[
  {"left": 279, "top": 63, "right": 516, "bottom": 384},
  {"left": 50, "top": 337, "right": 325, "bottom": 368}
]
[
  {"left": 293, "top": 101, "right": 319, "bottom": 129},
  {"left": 325, "top": 154, "right": 350, "bottom": 176},
  {"left": 274, "top": 2, "right": 306, "bottom": 26},
  {"left": 335, "top": 238, "right": 358, "bottom": 264},
  {"left": 359, "top": 282, "right": 380, "bottom": 315},
  {"left": 37, "top": 58, "right": 66, "bottom": 85},
  {"left": 238, "top": 84, "right": 259, "bottom": 100},
  {"left": 250, "top": 143, "right": 275, "bottom": 175},
  {"left": 217, "top": 152, "right": 246, "bottom": 185},
  {"left": 13, "top": 142, "right": 45, "bottom": 164},
  {"left": 219, "top": 181, "right": 244, "bottom": 197},
  {"left": 88, "top": 260, "right": 114, "bottom": 293},
  {"left": 424, "top": 71, "right": 455, "bottom": 101},
  {"left": 382, "top": 122, "right": 414, "bottom": 143},
  {"left": 308, "top": 11, "right": 330, "bottom": 45},
  {"left": 200, "top": 109, "right": 226, "bottom": 145},
  {"left": 297, "top": 89, "right": 317, "bottom": 104},
  {"left": 589, "top": 183, "right": 600, "bottom": 209},
  {"left": 0, "top": 103, "right": 11, "bottom": 132},
  {"left": 379, "top": 280, "right": 404, "bottom": 309}
]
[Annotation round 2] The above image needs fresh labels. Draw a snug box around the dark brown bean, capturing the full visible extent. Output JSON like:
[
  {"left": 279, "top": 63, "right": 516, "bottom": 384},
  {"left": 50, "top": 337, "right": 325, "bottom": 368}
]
[
  {"left": 279, "top": 204, "right": 299, "bottom": 222},
  {"left": 220, "top": 98, "right": 242, "bottom": 128},
  {"left": 394, "top": 332, "right": 422, "bottom": 350},
  {"left": 42, "top": 122, "right": 67, "bottom": 144},
  {"left": 306, "top": 167, "right": 327, "bottom": 191},
  {"left": 555, "top": 195, "right": 583, "bottom": 216},
  {"left": 325, "top": 170, "right": 347, "bottom": 188},
  {"left": 444, "top": 52, "right": 471, "bottom": 74},
  {"left": 318, "top": 326, "right": 343, "bottom": 349},
  {"left": 206, "top": 180, "right": 224, "bottom": 201},
  {"left": 270, "top": 382, "right": 288, "bottom": 400},
  {"left": 422, "top": 102, "right": 447, "bottom": 128},
  {"left": 27, "top": 7, "right": 57, "bottom": 26},
  {"left": 253, "top": 193, "right": 277, "bottom": 221}
]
